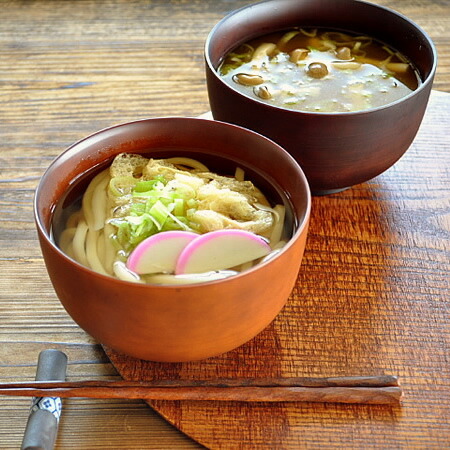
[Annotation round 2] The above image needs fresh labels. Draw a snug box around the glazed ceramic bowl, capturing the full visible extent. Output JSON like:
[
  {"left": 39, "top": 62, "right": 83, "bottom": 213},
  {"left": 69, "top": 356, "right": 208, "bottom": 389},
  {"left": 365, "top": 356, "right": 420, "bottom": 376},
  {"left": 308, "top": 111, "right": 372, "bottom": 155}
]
[
  {"left": 34, "top": 118, "right": 311, "bottom": 362},
  {"left": 205, "top": 0, "right": 437, "bottom": 194}
]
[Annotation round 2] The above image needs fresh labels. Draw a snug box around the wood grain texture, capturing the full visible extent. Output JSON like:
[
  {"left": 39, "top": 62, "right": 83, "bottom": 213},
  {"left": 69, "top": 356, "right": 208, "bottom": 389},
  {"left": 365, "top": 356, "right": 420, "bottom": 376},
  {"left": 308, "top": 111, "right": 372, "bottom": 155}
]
[
  {"left": 0, "top": 0, "right": 448, "bottom": 448},
  {"left": 106, "top": 91, "right": 450, "bottom": 448},
  {"left": 0, "top": 379, "right": 403, "bottom": 405}
]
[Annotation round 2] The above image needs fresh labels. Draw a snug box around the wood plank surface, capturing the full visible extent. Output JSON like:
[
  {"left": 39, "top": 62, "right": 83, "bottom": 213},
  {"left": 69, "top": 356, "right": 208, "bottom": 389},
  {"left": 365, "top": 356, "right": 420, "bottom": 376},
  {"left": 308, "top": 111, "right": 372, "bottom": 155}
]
[
  {"left": 0, "top": 1, "right": 449, "bottom": 448},
  {"left": 105, "top": 89, "right": 450, "bottom": 448}
]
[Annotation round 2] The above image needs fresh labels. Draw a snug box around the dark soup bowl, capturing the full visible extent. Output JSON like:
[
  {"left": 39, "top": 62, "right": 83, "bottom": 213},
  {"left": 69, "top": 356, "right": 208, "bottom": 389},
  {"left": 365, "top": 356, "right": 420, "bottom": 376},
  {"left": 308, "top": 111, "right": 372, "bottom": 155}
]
[
  {"left": 34, "top": 118, "right": 311, "bottom": 362},
  {"left": 205, "top": 0, "right": 437, "bottom": 194}
]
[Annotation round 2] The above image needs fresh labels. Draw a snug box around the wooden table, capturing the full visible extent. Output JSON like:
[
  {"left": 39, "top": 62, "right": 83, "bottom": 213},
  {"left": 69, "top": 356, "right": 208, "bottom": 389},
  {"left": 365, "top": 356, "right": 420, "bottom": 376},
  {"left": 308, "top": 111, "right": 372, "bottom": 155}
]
[{"left": 0, "top": 1, "right": 448, "bottom": 448}]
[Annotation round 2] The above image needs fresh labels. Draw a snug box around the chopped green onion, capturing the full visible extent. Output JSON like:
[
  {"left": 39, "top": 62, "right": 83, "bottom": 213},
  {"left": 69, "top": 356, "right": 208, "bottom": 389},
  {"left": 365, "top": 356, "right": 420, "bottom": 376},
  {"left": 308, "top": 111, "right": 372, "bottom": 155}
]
[
  {"left": 173, "top": 198, "right": 184, "bottom": 216},
  {"left": 134, "top": 180, "right": 158, "bottom": 192},
  {"left": 148, "top": 200, "right": 170, "bottom": 230},
  {"left": 108, "top": 173, "right": 199, "bottom": 253}
]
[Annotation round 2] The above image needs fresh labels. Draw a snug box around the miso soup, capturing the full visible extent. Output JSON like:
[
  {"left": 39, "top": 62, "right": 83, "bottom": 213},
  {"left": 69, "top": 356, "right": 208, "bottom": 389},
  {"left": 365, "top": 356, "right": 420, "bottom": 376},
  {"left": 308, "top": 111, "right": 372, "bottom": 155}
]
[{"left": 219, "top": 28, "right": 420, "bottom": 112}]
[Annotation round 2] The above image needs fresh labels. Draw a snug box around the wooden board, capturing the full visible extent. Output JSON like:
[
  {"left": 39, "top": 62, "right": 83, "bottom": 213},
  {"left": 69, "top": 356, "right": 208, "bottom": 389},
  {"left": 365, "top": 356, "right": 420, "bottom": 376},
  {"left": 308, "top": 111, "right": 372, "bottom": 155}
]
[{"left": 104, "top": 90, "right": 450, "bottom": 448}]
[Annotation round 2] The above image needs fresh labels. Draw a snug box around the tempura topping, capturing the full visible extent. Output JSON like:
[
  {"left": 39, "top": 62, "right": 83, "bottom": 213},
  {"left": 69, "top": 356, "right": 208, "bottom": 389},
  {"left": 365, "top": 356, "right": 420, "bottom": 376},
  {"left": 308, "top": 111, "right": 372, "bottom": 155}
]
[
  {"left": 59, "top": 153, "right": 286, "bottom": 283},
  {"left": 108, "top": 155, "right": 275, "bottom": 251}
]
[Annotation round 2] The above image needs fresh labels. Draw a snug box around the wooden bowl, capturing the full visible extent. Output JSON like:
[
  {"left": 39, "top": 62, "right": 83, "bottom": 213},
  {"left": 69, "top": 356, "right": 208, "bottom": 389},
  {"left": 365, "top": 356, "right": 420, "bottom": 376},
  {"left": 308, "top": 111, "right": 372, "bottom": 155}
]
[
  {"left": 205, "top": 0, "right": 437, "bottom": 195},
  {"left": 34, "top": 118, "right": 311, "bottom": 362}
]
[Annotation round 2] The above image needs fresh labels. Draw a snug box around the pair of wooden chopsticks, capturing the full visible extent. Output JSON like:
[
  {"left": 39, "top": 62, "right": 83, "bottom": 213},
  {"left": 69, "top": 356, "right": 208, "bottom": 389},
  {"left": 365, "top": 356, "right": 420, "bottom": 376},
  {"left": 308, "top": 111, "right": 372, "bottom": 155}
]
[{"left": 0, "top": 376, "right": 401, "bottom": 405}]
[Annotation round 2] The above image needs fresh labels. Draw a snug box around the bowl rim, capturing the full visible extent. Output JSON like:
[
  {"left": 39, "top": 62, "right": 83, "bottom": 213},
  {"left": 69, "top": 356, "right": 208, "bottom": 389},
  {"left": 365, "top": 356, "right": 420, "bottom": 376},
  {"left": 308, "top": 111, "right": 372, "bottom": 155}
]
[
  {"left": 34, "top": 116, "right": 312, "bottom": 289},
  {"left": 204, "top": 0, "right": 438, "bottom": 117}
]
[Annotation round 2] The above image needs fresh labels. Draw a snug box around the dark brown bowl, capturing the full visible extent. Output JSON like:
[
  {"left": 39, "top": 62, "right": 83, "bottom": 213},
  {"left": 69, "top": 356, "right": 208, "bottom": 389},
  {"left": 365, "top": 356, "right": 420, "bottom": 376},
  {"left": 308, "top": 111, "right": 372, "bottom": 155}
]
[
  {"left": 34, "top": 118, "right": 311, "bottom": 362},
  {"left": 205, "top": 0, "right": 437, "bottom": 194}
]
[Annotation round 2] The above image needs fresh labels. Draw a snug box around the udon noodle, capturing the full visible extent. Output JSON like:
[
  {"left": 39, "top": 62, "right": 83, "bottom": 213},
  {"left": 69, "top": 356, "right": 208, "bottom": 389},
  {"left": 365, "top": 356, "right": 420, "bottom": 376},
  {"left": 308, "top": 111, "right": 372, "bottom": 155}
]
[{"left": 58, "top": 154, "right": 287, "bottom": 284}]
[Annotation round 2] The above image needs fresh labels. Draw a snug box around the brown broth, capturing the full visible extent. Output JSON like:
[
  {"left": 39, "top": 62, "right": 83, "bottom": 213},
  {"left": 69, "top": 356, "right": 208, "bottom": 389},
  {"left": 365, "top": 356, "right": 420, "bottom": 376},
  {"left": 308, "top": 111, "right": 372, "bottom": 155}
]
[
  {"left": 52, "top": 152, "right": 296, "bottom": 283},
  {"left": 219, "top": 28, "right": 420, "bottom": 113}
]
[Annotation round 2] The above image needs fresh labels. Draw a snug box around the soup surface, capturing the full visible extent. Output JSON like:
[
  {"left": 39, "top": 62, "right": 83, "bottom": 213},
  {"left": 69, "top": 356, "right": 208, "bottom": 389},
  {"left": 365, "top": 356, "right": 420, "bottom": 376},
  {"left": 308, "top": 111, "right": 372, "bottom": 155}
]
[
  {"left": 219, "top": 28, "right": 420, "bottom": 113},
  {"left": 55, "top": 154, "right": 289, "bottom": 285}
]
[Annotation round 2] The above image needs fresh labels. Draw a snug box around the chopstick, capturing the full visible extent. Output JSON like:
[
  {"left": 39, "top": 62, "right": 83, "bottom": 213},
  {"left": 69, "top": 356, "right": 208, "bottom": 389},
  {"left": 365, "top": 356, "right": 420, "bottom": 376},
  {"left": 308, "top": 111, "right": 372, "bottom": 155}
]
[{"left": 0, "top": 376, "right": 401, "bottom": 405}]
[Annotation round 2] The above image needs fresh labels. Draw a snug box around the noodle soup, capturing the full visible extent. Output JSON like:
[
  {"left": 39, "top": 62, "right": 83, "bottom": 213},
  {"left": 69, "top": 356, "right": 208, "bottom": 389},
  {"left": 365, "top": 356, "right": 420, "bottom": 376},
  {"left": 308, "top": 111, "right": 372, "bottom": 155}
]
[
  {"left": 219, "top": 28, "right": 420, "bottom": 113},
  {"left": 35, "top": 117, "right": 311, "bottom": 361},
  {"left": 54, "top": 153, "right": 292, "bottom": 285}
]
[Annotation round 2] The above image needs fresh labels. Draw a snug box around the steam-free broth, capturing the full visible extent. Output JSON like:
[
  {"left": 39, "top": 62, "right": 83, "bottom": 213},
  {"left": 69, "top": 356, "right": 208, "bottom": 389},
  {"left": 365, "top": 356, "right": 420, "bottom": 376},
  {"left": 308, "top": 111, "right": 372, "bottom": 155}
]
[
  {"left": 54, "top": 154, "right": 293, "bottom": 285},
  {"left": 219, "top": 28, "right": 420, "bottom": 112}
]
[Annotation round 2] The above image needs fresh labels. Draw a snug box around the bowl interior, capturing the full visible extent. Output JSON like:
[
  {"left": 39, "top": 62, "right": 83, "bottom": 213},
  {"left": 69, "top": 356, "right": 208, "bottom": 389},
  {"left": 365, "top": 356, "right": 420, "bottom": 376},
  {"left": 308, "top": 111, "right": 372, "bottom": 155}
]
[
  {"left": 206, "top": 0, "right": 436, "bottom": 88},
  {"left": 36, "top": 117, "right": 310, "bottom": 261}
]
